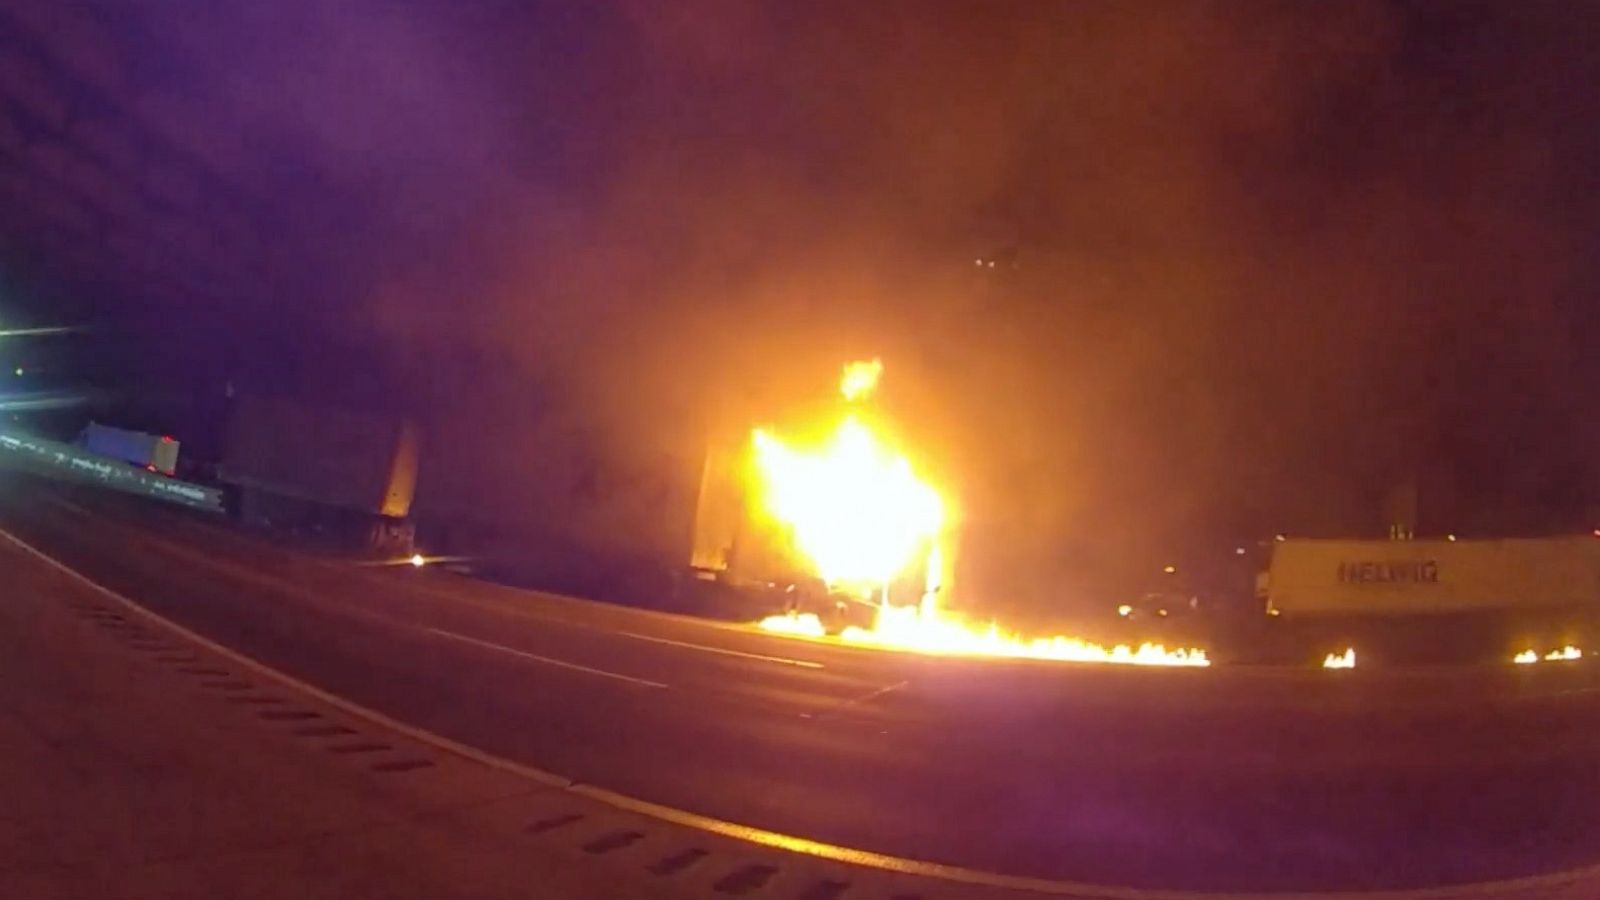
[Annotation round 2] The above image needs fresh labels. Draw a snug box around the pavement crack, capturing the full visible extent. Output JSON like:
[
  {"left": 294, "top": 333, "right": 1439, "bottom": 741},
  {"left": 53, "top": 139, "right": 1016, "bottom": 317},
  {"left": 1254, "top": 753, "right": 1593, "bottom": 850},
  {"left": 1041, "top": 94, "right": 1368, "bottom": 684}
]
[{"left": 800, "top": 679, "right": 909, "bottom": 722}]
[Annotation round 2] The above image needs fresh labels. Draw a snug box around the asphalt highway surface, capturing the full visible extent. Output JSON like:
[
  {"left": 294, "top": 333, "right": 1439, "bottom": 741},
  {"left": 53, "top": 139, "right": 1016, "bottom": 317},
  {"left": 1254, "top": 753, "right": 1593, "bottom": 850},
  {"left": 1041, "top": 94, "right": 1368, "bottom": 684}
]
[
  {"left": 0, "top": 530, "right": 686, "bottom": 900},
  {"left": 5, "top": 476, "right": 1600, "bottom": 893}
]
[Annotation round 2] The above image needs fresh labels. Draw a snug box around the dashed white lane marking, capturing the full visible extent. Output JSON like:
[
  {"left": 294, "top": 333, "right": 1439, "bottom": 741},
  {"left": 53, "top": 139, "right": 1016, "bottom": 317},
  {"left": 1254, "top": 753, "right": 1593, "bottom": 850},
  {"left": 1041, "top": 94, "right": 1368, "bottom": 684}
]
[
  {"left": 42, "top": 495, "right": 818, "bottom": 676},
  {"left": 424, "top": 627, "right": 668, "bottom": 689},
  {"left": 616, "top": 630, "right": 825, "bottom": 669}
]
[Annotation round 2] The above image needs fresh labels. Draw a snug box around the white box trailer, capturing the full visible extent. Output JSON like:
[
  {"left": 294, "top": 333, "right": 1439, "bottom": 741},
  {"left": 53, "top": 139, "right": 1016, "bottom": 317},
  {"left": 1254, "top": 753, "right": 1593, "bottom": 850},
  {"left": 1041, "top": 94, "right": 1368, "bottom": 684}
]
[
  {"left": 1251, "top": 536, "right": 1600, "bottom": 666},
  {"left": 80, "top": 421, "right": 179, "bottom": 475},
  {"left": 1263, "top": 537, "right": 1600, "bottom": 617}
]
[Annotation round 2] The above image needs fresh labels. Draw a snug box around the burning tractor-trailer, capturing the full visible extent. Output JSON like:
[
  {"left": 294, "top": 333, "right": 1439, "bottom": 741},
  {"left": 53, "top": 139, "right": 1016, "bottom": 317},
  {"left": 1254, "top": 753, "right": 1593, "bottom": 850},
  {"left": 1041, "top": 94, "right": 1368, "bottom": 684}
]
[
  {"left": 693, "top": 358, "right": 1208, "bottom": 667},
  {"left": 689, "top": 359, "right": 951, "bottom": 635}
]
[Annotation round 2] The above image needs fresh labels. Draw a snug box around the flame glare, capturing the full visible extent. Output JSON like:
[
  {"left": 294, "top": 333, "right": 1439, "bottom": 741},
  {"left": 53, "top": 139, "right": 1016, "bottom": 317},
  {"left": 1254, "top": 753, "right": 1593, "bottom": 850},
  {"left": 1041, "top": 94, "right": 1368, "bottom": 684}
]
[
  {"left": 751, "top": 418, "right": 943, "bottom": 587},
  {"left": 757, "top": 611, "right": 828, "bottom": 638}
]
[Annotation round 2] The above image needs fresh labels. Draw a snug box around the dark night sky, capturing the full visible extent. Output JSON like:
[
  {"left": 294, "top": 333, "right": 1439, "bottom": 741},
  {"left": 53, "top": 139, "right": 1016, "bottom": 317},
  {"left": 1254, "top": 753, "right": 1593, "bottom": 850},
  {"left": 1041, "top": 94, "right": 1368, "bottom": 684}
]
[{"left": 4, "top": 1, "right": 1599, "bottom": 613}]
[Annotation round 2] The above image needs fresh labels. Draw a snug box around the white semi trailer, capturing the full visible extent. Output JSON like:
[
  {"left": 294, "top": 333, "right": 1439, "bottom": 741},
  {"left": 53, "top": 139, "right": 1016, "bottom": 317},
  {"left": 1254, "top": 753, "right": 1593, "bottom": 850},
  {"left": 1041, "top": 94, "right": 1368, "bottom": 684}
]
[{"left": 1257, "top": 536, "right": 1600, "bottom": 665}]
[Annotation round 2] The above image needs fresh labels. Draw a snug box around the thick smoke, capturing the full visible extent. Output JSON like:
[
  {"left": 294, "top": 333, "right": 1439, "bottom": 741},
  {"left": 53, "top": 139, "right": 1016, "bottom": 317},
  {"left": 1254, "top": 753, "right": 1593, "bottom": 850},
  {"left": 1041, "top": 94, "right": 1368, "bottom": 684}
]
[{"left": 39, "top": 1, "right": 1600, "bottom": 616}]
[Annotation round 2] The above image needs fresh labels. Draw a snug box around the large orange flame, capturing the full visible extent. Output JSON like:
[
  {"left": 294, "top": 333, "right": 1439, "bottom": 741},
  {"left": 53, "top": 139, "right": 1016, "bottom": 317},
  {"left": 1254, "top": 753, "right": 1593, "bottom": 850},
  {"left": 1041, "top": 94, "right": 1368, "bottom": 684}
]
[{"left": 751, "top": 417, "right": 942, "bottom": 588}]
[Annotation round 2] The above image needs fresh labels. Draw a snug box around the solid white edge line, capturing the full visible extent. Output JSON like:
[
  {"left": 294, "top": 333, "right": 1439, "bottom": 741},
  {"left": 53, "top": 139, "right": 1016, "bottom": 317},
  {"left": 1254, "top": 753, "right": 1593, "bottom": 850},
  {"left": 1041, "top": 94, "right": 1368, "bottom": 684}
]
[
  {"left": 0, "top": 526, "right": 571, "bottom": 791},
  {"left": 424, "top": 626, "right": 667, "bottom": 688},
  {"left": 616, "top": 629, "right": 826, "bottom": 669},
  {"left": 3, "top": 524, "right": 1595, "bottom": 900}
]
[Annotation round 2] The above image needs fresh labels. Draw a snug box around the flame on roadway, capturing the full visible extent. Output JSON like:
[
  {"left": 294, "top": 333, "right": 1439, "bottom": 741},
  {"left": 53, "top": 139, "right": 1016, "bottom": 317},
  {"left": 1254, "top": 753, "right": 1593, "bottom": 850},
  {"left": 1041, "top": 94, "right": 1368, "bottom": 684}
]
[
  {"left": 752, "top": 359, "right": 1209, "bottom": 667},
  {"left": 838, "top": 358, "right": 884, "bottom": 402},
  {"left": 1514, "top": 646, "right": 1582, "bottom": 664},
  {"left": 758, "top": 609, "right": 1209, "bottom": 666},
  {"left": 1322, "top": 647, "right": 1356, "bottom": 669}
]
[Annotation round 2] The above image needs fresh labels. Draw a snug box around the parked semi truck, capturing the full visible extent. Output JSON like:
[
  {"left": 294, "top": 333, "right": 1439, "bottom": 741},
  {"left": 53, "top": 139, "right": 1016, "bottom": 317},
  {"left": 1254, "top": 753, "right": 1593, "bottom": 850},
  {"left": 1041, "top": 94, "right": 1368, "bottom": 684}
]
[
  {"left": 217, "top": 395, "right": 419, "bottom": 554},
  {"left": 79, "top": 421, "right": 180, "bottom": 475},
  {"left": 1256, "top": 536, "right": 1600, "bottom": 665}
]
